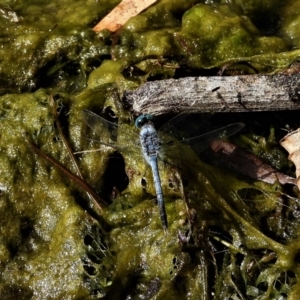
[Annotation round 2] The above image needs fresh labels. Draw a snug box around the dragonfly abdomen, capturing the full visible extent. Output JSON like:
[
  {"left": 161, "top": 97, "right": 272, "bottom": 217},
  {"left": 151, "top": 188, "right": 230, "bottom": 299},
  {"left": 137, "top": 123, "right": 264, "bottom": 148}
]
[{"left": 148, "top": 155, "right": 168, "bottom": 232}]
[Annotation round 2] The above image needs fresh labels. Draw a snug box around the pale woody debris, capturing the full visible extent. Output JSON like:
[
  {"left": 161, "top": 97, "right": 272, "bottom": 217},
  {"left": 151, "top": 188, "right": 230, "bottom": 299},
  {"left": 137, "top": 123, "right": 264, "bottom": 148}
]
[{"left": 93, "top": 0, "right": 157, "bottom": 32}]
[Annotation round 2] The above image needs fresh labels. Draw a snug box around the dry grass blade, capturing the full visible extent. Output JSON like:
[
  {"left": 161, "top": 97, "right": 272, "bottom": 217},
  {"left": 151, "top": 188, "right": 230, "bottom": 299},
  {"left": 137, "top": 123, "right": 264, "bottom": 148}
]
[
  {"left": 28, "top": 140, "right": 107, "bottom": 212},
  {"left": 49, "top": 96, "right": 85, "bottom": 180},
  {"left": 49, "top": 96, "right": 103, "bottom": 211},
  {"left": 93, "top": 0, "right": 157, "bottom": 32}
]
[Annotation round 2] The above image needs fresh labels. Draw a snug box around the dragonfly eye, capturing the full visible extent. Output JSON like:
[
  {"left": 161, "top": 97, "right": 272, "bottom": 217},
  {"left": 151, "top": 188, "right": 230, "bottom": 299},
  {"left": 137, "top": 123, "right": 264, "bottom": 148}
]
[{"left": 135, "top": 114, "right": 154, "bottom": 128}]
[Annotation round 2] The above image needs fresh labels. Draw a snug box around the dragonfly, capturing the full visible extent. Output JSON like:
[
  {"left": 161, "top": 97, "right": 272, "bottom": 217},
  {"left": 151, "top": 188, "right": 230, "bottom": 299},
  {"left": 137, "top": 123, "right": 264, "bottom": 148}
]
[{"left": 82, "top": 110, "right": 244, "bottom": 232}]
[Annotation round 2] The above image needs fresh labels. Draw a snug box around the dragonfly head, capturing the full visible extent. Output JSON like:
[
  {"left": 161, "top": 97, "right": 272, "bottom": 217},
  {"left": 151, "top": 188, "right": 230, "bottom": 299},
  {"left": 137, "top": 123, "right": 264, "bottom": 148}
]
[{"left": 135, "top": 114, "right": 154, "bottom": 128}]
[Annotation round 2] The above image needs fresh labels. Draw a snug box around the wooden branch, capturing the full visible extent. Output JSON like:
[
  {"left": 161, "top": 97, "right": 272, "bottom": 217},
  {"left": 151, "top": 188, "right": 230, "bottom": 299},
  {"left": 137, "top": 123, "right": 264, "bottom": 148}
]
[{"left": 123, "top": 74, "right": 300, "bottom": 115}]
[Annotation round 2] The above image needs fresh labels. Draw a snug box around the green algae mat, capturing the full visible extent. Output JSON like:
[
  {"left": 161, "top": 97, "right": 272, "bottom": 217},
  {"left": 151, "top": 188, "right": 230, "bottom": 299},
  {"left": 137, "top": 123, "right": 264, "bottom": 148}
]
[{"left": 1, "top": 1, "right": 300, "bottom": 299}]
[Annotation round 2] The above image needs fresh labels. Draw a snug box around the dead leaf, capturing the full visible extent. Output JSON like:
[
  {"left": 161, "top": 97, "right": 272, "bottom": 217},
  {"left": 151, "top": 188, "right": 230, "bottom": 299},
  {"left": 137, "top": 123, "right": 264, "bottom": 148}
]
[
  {"left": 209, "top": 140, "right": 296, "bottom": 185},
  {"left": 93, "top": 0, "right": 157, "bottom": 32},
  {"left": 280, "top": 128, "right": 300, "bottom": 189}
]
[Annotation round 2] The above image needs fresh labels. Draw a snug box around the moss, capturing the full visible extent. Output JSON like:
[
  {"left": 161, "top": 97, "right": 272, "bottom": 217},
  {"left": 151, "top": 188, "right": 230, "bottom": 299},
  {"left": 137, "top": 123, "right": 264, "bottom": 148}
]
[
  {"left": 1, "top": 0, "right": 300, "bottom": 299},
  {"left": 0, "top": 0, "right": 118, "bottom": 93},
  {"left": 178, "top": 4, "right": 287, "bottom": 69},
  {"left": 0, "top": 90, "right": 114, "bottom": 299},
  {"left": 87, "top": 60, "right": 139, "bottom": 90},
  {"left": 0, "top": 0, "right": 298, "bottom": 93},
  {"left": 279, "top": 1, "right": 300, "bottom": 47}
]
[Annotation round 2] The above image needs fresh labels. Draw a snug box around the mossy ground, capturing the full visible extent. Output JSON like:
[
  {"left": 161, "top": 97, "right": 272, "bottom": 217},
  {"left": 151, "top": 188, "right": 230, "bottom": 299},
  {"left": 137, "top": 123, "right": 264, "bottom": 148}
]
[{"left": 1, "top": 1, "right": 300, "bottom": 299}]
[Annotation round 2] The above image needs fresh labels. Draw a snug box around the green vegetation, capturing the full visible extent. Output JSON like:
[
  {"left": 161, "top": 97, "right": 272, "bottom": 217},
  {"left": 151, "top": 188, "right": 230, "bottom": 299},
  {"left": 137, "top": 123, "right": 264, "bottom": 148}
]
[{"left": 1, "top": 0, "right": 300, "bottom": 299}]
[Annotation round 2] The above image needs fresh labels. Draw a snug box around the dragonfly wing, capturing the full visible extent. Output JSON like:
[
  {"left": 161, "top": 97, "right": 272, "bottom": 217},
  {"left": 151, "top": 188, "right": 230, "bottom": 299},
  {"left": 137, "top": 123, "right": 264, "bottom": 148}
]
[
  {"left": 158, "top": 113, "right": 212, "bottom": 143},
  {"left": 179, "top": 122, "right": 245, "bottom": 155},
  {"left": 159, "top": 122, "right": 245, "bottom": 164},
  {"left": 82, "top": 109, "right": 141, "bottom": 155},
  {"left": 82, "top": 109, "right": 119, "bottom": 143}
]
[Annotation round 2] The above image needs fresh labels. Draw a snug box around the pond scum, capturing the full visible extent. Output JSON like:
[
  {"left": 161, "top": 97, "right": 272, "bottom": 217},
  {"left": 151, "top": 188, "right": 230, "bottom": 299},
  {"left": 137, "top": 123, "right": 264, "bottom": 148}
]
[{"left": 1, "top": 1, "right": 300, "bottom": 299}]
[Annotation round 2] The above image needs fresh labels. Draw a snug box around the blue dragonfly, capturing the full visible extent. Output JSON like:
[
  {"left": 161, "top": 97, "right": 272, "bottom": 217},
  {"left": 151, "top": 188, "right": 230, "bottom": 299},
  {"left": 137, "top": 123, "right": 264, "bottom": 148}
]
[{"left": 82, "top": 110, "right": 244, "bottom": 232}]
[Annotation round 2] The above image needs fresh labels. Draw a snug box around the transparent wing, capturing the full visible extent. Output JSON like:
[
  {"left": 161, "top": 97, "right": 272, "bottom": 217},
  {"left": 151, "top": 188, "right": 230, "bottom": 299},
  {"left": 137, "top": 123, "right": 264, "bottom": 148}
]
[
  {"left": 161, "top": 119, "right": 245, "bottom": 164},
  {"left": 158, "top": 113, "right": 212, "bottom": 143},
  {"left": 82, "top": 109, "right": 139, "bottom": 153},
  {"left": 157, "top": 112, "right": 244, "bottom": 158},
  {"left": 82, "top": 109, "right": 119, "bottom": 143},
  {"left": 178, "top": 122, "right": 245, "bottom": 155}
]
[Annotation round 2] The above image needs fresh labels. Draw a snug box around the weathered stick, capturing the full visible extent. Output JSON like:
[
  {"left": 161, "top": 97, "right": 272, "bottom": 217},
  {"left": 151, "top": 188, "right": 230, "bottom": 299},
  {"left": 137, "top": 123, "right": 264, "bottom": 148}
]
[{"left": 123, "top": 74, "right": 300, "bottom": 115}]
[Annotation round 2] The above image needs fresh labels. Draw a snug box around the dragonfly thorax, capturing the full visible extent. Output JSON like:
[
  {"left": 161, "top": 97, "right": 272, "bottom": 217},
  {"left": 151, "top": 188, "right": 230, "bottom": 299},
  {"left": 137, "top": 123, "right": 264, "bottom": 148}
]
[
  {"left": 139, "top": 123, "right": 160, "bottom": 162},
  {"left": 135, "top": 114, "right": 154, "bottom": 128}
]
